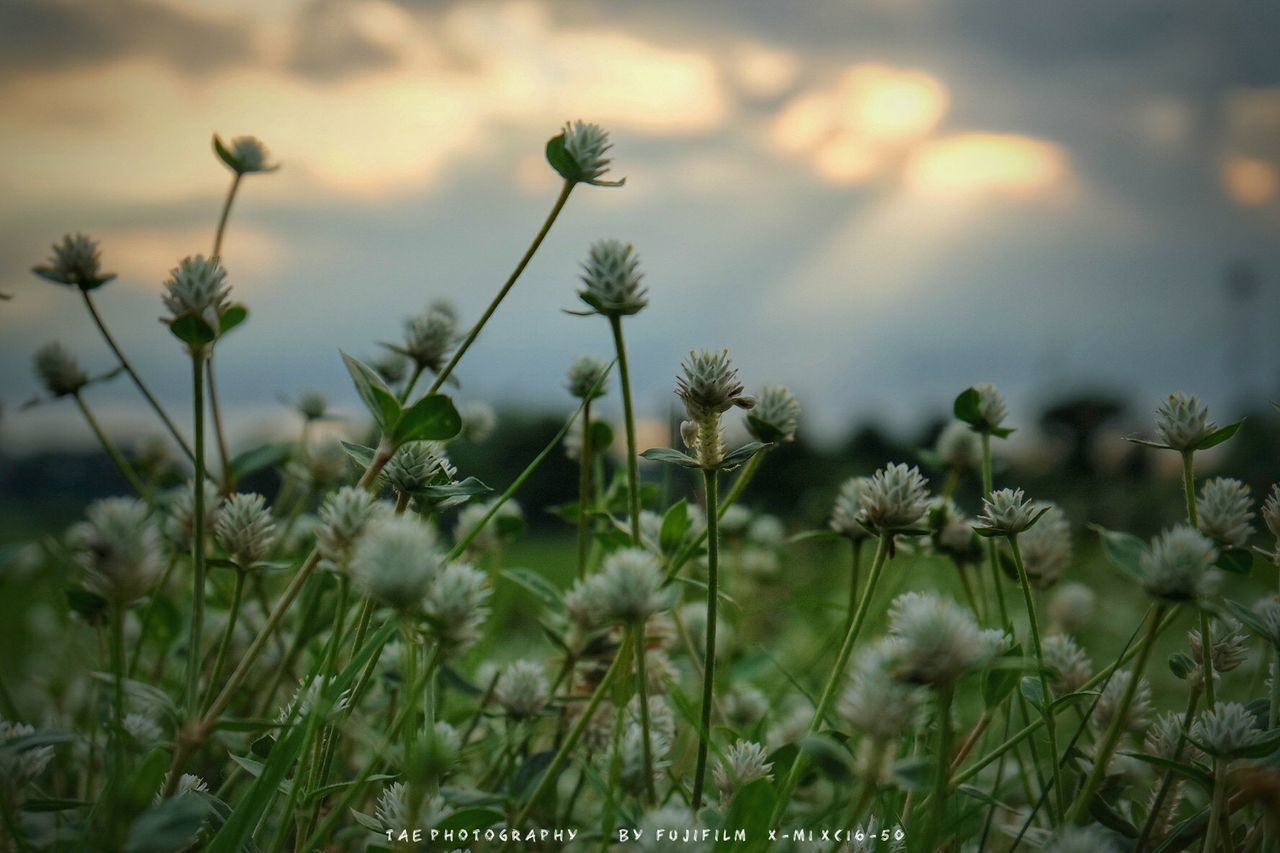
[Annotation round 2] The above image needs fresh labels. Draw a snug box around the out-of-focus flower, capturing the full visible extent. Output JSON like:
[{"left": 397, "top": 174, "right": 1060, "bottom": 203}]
[
  {"left": 713, "top": 740, "right": 772, "bottom": 803},
  {"left": 493, "top": 660, "right": 549, "bottom": 720},
  {"left": 69, "top": 498, "right": 164, "bottom": 605},
  {"left": 1197, "top": 477, "right": 1253, "bottom": 548},
  {"left": 32, "top": 233, "right": 116, "bottom": 290},
  {"left": 399, "top": 301, "right": 458, "bottom": 374},
  {"left": 34, "top": 342, "right": 88, "bottom": 397},
  {"left": 453, "top": 499, "right": 523, "bottom": 557},
  {"left": 840, "top": 641, "right": 925, "bottom": 741},
  {"left": 721, "top": 685, "right": 768, "bottom": 729},
  {"left": 552, "top": 121, "right": 624, "bottom": 187},
  {"left": 747, "top": 385, "right": 800, "bottom": 443},
  {"left": 316, "top": 487, "right": 383, "bottom": 570},
  {"left": 858, "top": 464, "right": 930, "bottom": 533},
  {"left": 422, "top": 562, "right": 490, "bottom": 650},
  {"left": 214, "top": 134, "right": 279, "bottom": 174},
  {"left": 1187, "top": 617, "right": 1249, "bottom": 674},
  {"left": 594, "top": 548, "right": 674, "bottom": 625},
  {"left": 1042, "top": 634, "right": 1093, "bottom": 694},
  {"left": 566, "top": 355, "right": 611, "bottom": 400},
  {"left": 884, "top": 592, "right": 1007, "bottom": 686},
  {"left": 830, "top": 477, "right": 872, "bottom": 541},
  {"left": 934, "top": 421, "right": 981, "bottom": 471},
  {"left": 349, "top": 518, "right": 441, "bottom": 612},
  {"left": 460, "top": 400, "right": 497, "bottom": 443},
  {"left": 214, "top": 493, "right": 276, "bottom": 569},
  {"left": 164, "top": 480, "right": 222, "bottom": 552},
  {"left": 1139, "top": 526, "right": 1217, "bottom": 602},
  {"left": 1016, "top": 503, "right": 1072, "bottom": 587},
  {"left": 1048, "top": 582, "right": 1096, "bottom": 633},
  {"left": 1094, "top": 669, "right": 1152, "bottom": 734}
]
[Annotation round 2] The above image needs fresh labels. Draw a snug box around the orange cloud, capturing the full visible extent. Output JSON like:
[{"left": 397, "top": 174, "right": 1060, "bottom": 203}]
[
  {"left": 1221, "top": 157, "right": 1278, "bottom": 206},
  {"left": 903, "top": 133, "right": 1069, "bottom": 199}
]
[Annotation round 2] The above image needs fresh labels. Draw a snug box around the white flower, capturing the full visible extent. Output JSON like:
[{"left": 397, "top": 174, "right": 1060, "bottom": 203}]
[
  {"left": 1191, "top": 701, "right": 1266, "bottom": 758},
  {"left": 594, "top": 548, "right": 674, "bottom": 624},
  {"left": 884, "top": 592, "right": 1006, "bottom": 686},
  {"left": 1047, "top": 581, "right": 1096, "bottom": 633},
  {"left": 721, "top": 685, "right": 769, "bottom": 729},
  {"left": 857, "top": 464, "right": 930, "bottom": 532},
  {"left": 935, "top": 421, "right": 981, "bottom": 471},
  {"left": 1016, "top": 503, "right": 1072, "bottom": 586},
  {"left": 633, "top": 806, "right": 706, "bottom": 853},
  {"left": 1045, "top": 826, "right": 1120, "bottom": 853},
  {"left": 384, "top": 442, "right": 456, "bottom": 497},
  {"left": 1154, "top": 392, "right": 1215, "bottom": 451},
  {"left": 615, "top": 719, "right": 672, "bottom": 797},
  {"left": 719, "top": 505, "right": 753, "bottom": 537},
  {"left": 422, "top": 562, "right": 490, "bottom": 650},
  {"left": 676, "top": 349, "right": 753, "bottom": 423},
  {"left": 161, "top": 255, "right": 231, "bottom": 340},
  {"left": 1187, "top": 616, "right": 1248, "bottom": 674},
  {"left": 216, "top": 134, "right": 278, "bottom": 174},
  {"left": 971, "top": 383, "right": 1008, "bottom": 432},
  {"left": 69, "top": 498, "right": 164, "bottom": 605},
  {"left": 1252, "top": 596, "right": 1280, "bottom": 648},
  {"left": 1042, "top": 634, "right": 1093, "bottom": 694},
  {"left": 34, "top": 342, "right": 87, "bottom": 396},
  {"left": 316, "top": 487, "right": 383, "bottom": 570},
  {"left": 747, "top": 385, "right": 801, "bottom": 443},
  {"left": 747, "top": 515, "right": 785, "bottom": 550},
  {"left": 1144, "top": 711, "right": 1202, "bottom": 762},
  {"left": 679, "top": 602, "right": 731, "bottom": 659},
  {"left": 578, "top": 239, "right": 647, "bottom": 316},
  {"left": 829, "top": 477, "right": 872, "bottom": 541},
  {"left": 494, "top": 661, "right": 549, "bottom": 720},
  {"left": 1139, "top": 526, "right": 1217, "bottom": 602},
  {"left": 277, "top": 677, "right": 352, "bottom": 724},
  {"left": 164, "top": 480, "right": 223, "bottom": 551},
  {"left": 839, "top": 641, "right": 925, "bottom": 741},
  {"left": 214, "top": 493, "right": 276, "bottom": 569},
  {"left": 1197, "top": 477, "right": 1253, "bottom": 548},
  {"left": 558, "top": 120, "right": 623, "bottom": 186},
  {"left": 1093, "top": 669, "right": 1151, "bottom": 734},
  {"left": 566, "top": 355, "right": 611, "bottom": 400},
  {"left": 33, "top": 233, "right": 116, "bottom": 290},
  {"left": 153, "top": 773, "right": 208, "bottom": 806},
  {"left": 401, "top": 301, "right": 457, "bottom": 372},
  {"left": 978, "top": 487, "right": 1038, "bottom": 536},
  {"left": 349, "top": 518, "right": 442, "bottom": 611},
  {"left": 460, "top": 400, "right": 497, "bottom": 443},
  {"left": 1263, "top": 484, "right": 1280, "bottom": 542},
  {"left": 0, "top": 718, "right": 54, "bottom": 808},
  {"left": 713, "top": 740, "right": 773, "bottom": 803}
]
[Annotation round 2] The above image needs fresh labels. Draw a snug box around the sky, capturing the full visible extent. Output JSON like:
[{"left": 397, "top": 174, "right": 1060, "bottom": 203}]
[{"left": 2, "top": 0, "right": 1280, "bottom": 453}]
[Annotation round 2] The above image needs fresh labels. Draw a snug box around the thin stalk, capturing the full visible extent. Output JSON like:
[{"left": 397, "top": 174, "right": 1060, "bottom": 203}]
[
  {"left": 1181, "top": 450, "right": 1199, "bottom": 527},
  {"left": 80, "top": 290, "right": 193, "bottom": 462},
  {"left": 402, "top": 623, "right": 420, "bottom": 746},
  {"left": 576, "top": 399, "right": 593, "bottom": 578},
  {"left": 845, "top": 539, "right": 863, "bottom": 631},
  {"left": 398, "top": 363, "right": 425, "bottom": 405},
  {"left": 185, "top": 352, "right": 208, "bottom": 720},
  {"left": 690, "top": 468, "right": 720, "bottom": 809},
  {"left": 130, "top": 554, "right": 178, "bottom": 676},
  {"left": 631, "top": 622, "right": 657, "bottom": 805},
  {"left": 1203, "top": 758, "right": 1227, "bottom": 853},
  {"left": 608, "top": 315, "right": 641, "bottom": 543},
  {"left": 109, "top": 604, "right": 127, "bottom": 809},
  {"left": 923, "top": 685, "right": 955, "bottom": 852},
  {"left": 1136, "top": 685, "right": 1201, "bottom": 851},
  {"left": 1198, "top": 609, "right": 1217, "bottom": 710},
  {"left": 71, "top": 392, "right": 147, "bottom": 497},
  {"left": 665, "top": 450, "right": 766, "bottom": 579},
  {"left": 770, "top": 532, "right": 892, "bottom": 825},
  {"left": 981, "top": 432, "right": 1011, "bottom": 630},
  {"left": 426, "top": 180, "right": 574, "bottom": 396},
  {"left": 212, "top": 171, "right": 242, "bottom": 260},
  {"left": 1068, "top": 603, "right": 1168, "bottom": 823},
  {"left": 205, "top": 358, "right": 233, "bottom": 492},
  {"left": 201, "top": 569, "right": 246, "bottom": 711},
  {"left": 1010, "top": 536, "right": 1065, "bottom": 823},
  {"left": 505, "top": 642, "right": 628, "bottom": 840}
]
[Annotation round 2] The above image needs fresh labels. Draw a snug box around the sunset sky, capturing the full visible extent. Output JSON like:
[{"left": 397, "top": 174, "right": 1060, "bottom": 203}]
[{"left": 3, "top": 0, "right": 1280, "bottom": 450}]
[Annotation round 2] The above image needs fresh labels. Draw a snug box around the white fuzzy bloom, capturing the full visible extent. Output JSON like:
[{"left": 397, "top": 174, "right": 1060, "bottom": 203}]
[
  {"left": 1017, "top": 503, "right": 1072, "bottom": 586},
  {"left": 32, "top": 233, "right": 116, "bottom": 290},
  {"left": 1191, "top": 701, "right": 1266, "bottom": 758},
  {"left": 594, "top": 547, "right": 674, "bottom": 624},
  {"left": 316, "top": 487, "right": 383, "bottom": 570},
  {"left": 935, "top": 421, "right": 981, "bottom": 470},
  {"left": 1252, "top": 596, "right": 1280, "bottom": 648},
  {"left": 566, "top": 354, "right": 611, "bottom": 400},
  {"left": 1154, "top": 392, "right": 1215, "bottom": 451},
  {"left": 221, "top": 135, "right": 277, "bottom": 173},
  {"left": 1263, "top": 484, "right": 1280, "bottom": 542},
  {"left": 857, "top": 464, "right": 931, "bottom": 532},
  {"left": 460, "top": 400, "right": 497, "bottom": 443},
  {"left": 972, "top": 383, "right": 1008, "bottom": 431},
  {"left": 69, "top": 498, "right": 164, "bottom": 605},
  {"left": 719, "top": 505, "right": 752, "bottom": 537},
  {"left": 679, "top": 603, "right": 731, "bottom": 659},
  {"left": 747, "top": 515, "right": 785, "bottom": 550},
  {"left": 615, "top": 720, "right": 672, "bottom": 797},
  {"left": 676, "top": 348, "right": 753, "bottom": 423},
  {"left": 830, "top": 477, "right": 872, "bottom": 541},
  {"left": 1139, "top": 526, "right": 1217, "bottom": 602},
  {"left": 214, "top": 493, "right": 276, "bottom": 568},
  {"left": 978, "top": 487, "right": 1038, "bottom": 536},
  {"left": 34, "top": 342, "right": 87, "bottom": 396},
  {"left": 375, "top": 782, "right": 412, "bottom": 829},
  {"left": 123, "top": 713, "right": 163, "bottom": 748},
  {"left": 1093, "top": 669, "right": 1152, "bottom": 734},
  {"left": 277, "top": 677, "right": 352, "bottom": 725},
  {"left": 164, "top": 480, "right": 222, "bottom": 552},
  {"left": 453, "top": 499, "right": 522, "bottom": 556},
  {"left": 422, "top": 561, "right": 490, "bottom": 650},
  {"left": 632, "top": 806, "right": 706, "bottom": 853},
  {"left": 748, "top": 385, "right": 801, "bottom": 443},
  {"left": 154, "top": 773, "right": 208, "bottom": 806},
  {"left": 384, "top": 442, "right": 456, "bottom": 497},
  {"left": 839, "top": 641, "right": 925, "bottom": 740},
  {"left": 1144, "top": 711, "right": 1202, "bottom": 763},
  {"left": 713, "top": 740, "right": 773, "bottom": 803},
  {"left": 1048, "top": 582, "right": 1096, "bottom": 633},
  {"left": 494, "top": 660, "right": 550, "bottom": 720},
  {"left": 560, "top": 120, "right": 620, "bottom": 185},
  {"left": 1187, "top": 616, "right": 1249, "bottom": 674},
  {"left": 578, "top": 239, "right": 647, "bottom": 316},
  {"left": 884, "top": 592, "right": 1007, "bottom": 686},
  {"left": 1197, "top": 477, "right": 1253, "bottom": 548},
  {"left": 161, "top": 255, "right": 231, "bottom": 338},
  {"left": 402, "top": 301, "right": 457, "bottom": 372},
  {"left": 1042, "top": 633, "right": 1093, "bottom": 694},
  {"left": 721, "top": 685, "right": 769, "bottom": 729},
  {"left": 932, "top": 498, "right": 980, "bottom": 560},
  {"left": 349, "top": 518, "right": 442, "bottom": 611}
]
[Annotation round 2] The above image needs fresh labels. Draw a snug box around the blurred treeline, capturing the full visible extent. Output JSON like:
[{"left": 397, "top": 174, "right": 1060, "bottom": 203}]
[{"left": 2, "top": 394, "right": 1277, "bottom": 543}]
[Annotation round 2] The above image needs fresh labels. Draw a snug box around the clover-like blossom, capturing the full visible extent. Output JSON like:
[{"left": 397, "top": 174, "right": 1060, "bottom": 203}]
[{"left": 1154, "top": 392, "right": 1215, "bottom": 451}]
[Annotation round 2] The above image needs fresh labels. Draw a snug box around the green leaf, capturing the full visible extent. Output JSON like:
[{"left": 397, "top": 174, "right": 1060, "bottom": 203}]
[
  {"left": 716, "top": 441, "right": 769, "bottom": 472},
  {"left": 124, "top": 795, "right": 210, "bottom": 853},
  {"left": 420, "top": 477, "right": 490, "bottom": 501},
  {"left": 1222, "top": 598, "right": 1273, "bottom": 644},
  {"left": 501, "top": 568, "right": 565, "bottom": 615},
  {"left": 391, "top": 393, "right": 462, "bottom": 444},
  {"left": 341, "top": 351, "right": 400, "bottom": 431},
  {"left": 168, "top": 314, "right": 218, "bottom": 349},
  {"left": 1090, "top": 524, "right": 1147, "bottom": 584},
  {"left": 22, "top": 798, "right": 88, "bottom": 812},
  {"left": 67, "top": 587, "right": 108, "bottom": 625},
  {"left": 659, "top": 499, "right": 690, "bottom": 556},
  {"left": 1195, "top": 419, "right": 1243, "bottom": 450},
  {"left": 1215, "top": 548, "right": 1253, "bottom": 575},
  {"left": 1019, "top": 676, "right": 1046, "bottom": 711},
  {"left": 218, "top": 303, "right": 248, "bottom": 336},
  {"left": 228, "top": 441, "right": 295, "bottom": 480},
  {"left": 339, "top": 440, "right": 376, "bottom": 467},
  {"left": 953, "top": 387, "right": 982, "bottom": 425},
  {"left": 746, "top": 413, "right": 789, "bottom": 444},
  {"left": 640, "top": 447, "right": 700, "bottom": 468},
  {"left": 88, "top": 673, "right": 178, "bottom": 722},
  {"left": 1122, "top": 753, "right": 1213, "bottom": 791},
  {"left": 1224, "top": 727, "right": 1280, "bottom": 759},
  {"left": 890, "top": 756, "right": 932, "bottom": 790},
  {"left": 545, "top": 132, "right": 579, "bottom": 183},
  {"left": 797, "top": 732, "right": 853, "bottom": 783},
  {"left": 212, "top": 133, "right": 239, "bottom": 172},
  {"left": 1168, "top": 652, "right": 1196, "bottom": 680},
  {"left": 724, "top": 778, "right": 775, "bottom": 852},
  {"left": 1123, "top": 435, "right": 1171, "bottom": 450},
  {"left": 787, "top": 529, "right": 843, "bottom": 545}
]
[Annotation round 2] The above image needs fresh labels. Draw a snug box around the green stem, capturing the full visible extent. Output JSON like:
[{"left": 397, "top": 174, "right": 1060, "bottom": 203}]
[
  {"left": 185, "top": 353, "right": 208, "bottom": 720},
  {"left": 80, "top": 290, "right": 194, "bottom": 463},
  {"left": 1203, "top": 758, "right": 1227, "bottom": 853},
  {"left": 770, "top": 531, "right": 892, "bottom": 825},
  {"left": 845, "top": 539, "right": 863, "bottom": 631},
  {"left": 1010, "top": 536, "right": 1065, "bottom": 823},
  {"left": 1068, "top": 603, "right": 1168, "bottom": 823},
  {"left": 576, "top": 399, "right": 593, "bottom": 578},
  {"left": 402, "top": 623, "right": 420, "bottom": 746},
  {"left": 212, "top": 171, "right": 242, "bottom": 260},
  {"left": 130, "top": 555, "right": 178, "bottom": 676},
  {"left": 72, "top": 392, "right": 147, "bottom": 497},
  {"left": 690, "top": 468, "right": 719, "bottom": 809},
  {"left": 1181, "top": 450, "right": 1199, "bottom": 527},
  {"left": 923, "top": 685, "right": 955, "bottom": 852},
  {"left": 398, "top": 363, "right": 424, "bottom": 405},
  {"left": 202, "top": 569, "right": 246, "bottom": 711},
  {"left": 110, "top": 603, "right": 127, "bottom": 813},
  {"left": 205, "top": 357, "right": 233, "bottom": 493},
  {"left": 981, "top": 432, "right": 1011, "bottom": 631},
  {"left": 665, "top": 450, "right": 766, "bottom": 580},
  {"left": 1199, "top": 608, "right": 1217, "bottom": 710},
  {"left": 609, "top": 315, "right": 641, "bottom": 544},
  {"left": 632, "top": 621, "right": 657, "bottom": 805},
  {"left": 426, "top": 181, "right": 574, "bottom": 396},
  {"left": 1136, "top": 685, "right": 1200, "bottom": 851}
]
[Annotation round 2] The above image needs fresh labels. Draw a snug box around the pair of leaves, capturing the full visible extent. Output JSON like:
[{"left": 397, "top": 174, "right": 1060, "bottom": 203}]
[
  {"left": 640, "top": 442, "right": 768, "bottom": 473},
  {"left": 1124, "top": 420, "right": 1244, "bottom": 452},
  {"left": 342, "top": 352, "right": 462, "bottom": 445},
  {"left": 168, "top": 305, "right": 248, "bottom": 351}
]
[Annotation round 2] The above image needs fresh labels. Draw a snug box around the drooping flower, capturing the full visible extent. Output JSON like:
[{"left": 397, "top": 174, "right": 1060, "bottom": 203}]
[
  {"left": 68, "top": 498, "right": 164, "bottom": 605},
  {"left": 978, "top": 487, "right": 1039, "bottom": 536},
  {"left": 33, "top": 342, "right": 88, "bottom": 397},
  {"left": 713, "top": 740, "right": 773, "bottom": 804},
  {"left": 1153, "top": 392, "right": 1215, "bottom": 451},
  {"left": 214, "top": 493, "right": 276, "bottom": 569},
  {"left": 577, "top": 239, "right": 647, "bottom": 316},
  {"left": 493, "top": 660, "right": 550, "bottom": 720},
  {"left": 747, "top": 385, "right": 801, "bottom": 443},
  {"left": 857, "top": 464, "right": 931, "bottom": 533},
  {"left": 1197, "top": 477, "right": 1253, "bottom": 548},
  {"left": 566, "top": 355, "right": 611, "bottom": 400},
  {"left": 32, "top": 233, "right": 116, "bottom": 290},
  {"left": 349, "top": 518, "right": 442, "bottom": 612},
  {"left": 1138, "top": 526, "right": 1217, "bottom": 602}
]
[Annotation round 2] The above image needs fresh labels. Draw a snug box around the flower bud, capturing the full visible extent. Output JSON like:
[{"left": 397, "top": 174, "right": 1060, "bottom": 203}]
[
  {"left": 1187, "top": 616, "right": 1248, "bottom": 674},
  {"left": 566, "top": 355, "right": 611, "bottom": 400},
  {"left": 384, "top": 442, "right": 455, "bottom": 497},
  {"left": 578, "top": 239, "right": 648, "bottom": 316},
  {"left": 69, "top": 498, "right": 164, "bottom": 606},
  {"left": 1154, "top": 392, "right": 1214, "bottom": 451},
  {"left": 554, "top": 121, "right": 623, "bottom": 186},
  {"left": 32, "top": 233, "right": 116, "bottom": 290},
  {"left": 1197, "top": 477, "right": 1253, "bottom": 548},
  {"left": 33, "top": 342, "right": 87, "bottom": 397},
  {"left": 214, "top": 493, "right": 276, "bottom": 569}
]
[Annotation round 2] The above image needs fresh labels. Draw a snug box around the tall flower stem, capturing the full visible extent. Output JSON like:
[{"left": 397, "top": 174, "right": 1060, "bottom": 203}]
[
  {"left": 80, "top": 291, "right": 194, "bottom": 463},
  {"left": 71, "top": 392, "right": 147, "bottom": 498},
  {"left": 202, "top": 569, "right": 246, "bottom": 711},
  {"left": 1203, "top": 758, "right": 1227, "bottom": 853},
  {"left": 426, "top": 181, "right": 574, "bottom": 396},
  {"left": 130, "top": 555, "right": 178, "bottom": 676},
  {"left": 770, "top": 531, "right": 892, "bottom": 825},
  {"left": 576, "top": 400, "right": 593, "bottom": 578},
  {"left": 922, "top": 685, "right": 956, "bottom": 852},
  {"left": 185, "top": 352, "right": 208, "bottom": 720},
  {"left": 609, "top": 315, "right": 642, "bottom": 543},
  {"left": 844, "top": 539, "right": 863, "bottom": 631},
  {"left": 980, "top": 433, "right": 1010, "bottom": 629},
  {"left": 205, "top": 358, "right": 233, "bottom": 492},
  {"left": 1068, "top": 603, "right": 1168, "bottom": 823},
  {"left": 631, "top": 621, "right": 657, "bottom": 805},
  {"left": 665, "top": 450, "right": 767, "bottom": 580},
  {"left": 1179, "top": 451, "right": 1218, "bottom": 713},
  {"left": 109, "top": 603, "right": 127, "bottom": 802},
  {"left": 690, "top": 468, "right": 720, "bottom": 809},
  {"left": 212, "top": 171, "right": 242, "bottom": 260},
  {"left": 1009, "top": 536, "right": 1065, "bottom": 823}
]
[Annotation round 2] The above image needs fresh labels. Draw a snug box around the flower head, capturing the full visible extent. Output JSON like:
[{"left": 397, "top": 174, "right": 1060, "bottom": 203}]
[
  {"left": 1045, "top": 826, "right": 1120, "bottom": 853},
  {"left": 839, "top": 640, "right": 926, "bottom": 740},
  {"left": 33, "top": 342, "right": 87, "bottom": 397},
  {"left": 747, "top": 385, "right": 801, "bottom": 443},
  {"left": 453, "top": 499, "right": 523, "bottom": 558},
  {"left": 494, "top": 660, "right": 550, "bottom": 720},
  {"left": 164, "top": 479, "right": 222, "bottom": 552},
  {"left": 829, "top": 477, "right": 872, "bottom": 541},
  {"left": 400, "top": 301, "right": 458, "bottom": 373},
  {"left": 935, "top": 421, "right": 981, "bottom": 471},
  {"left": 69, "top": 498, "right": 164, "bottom": 605},
  {"left": 1197, "top": 477, "right": 1253, "bottom": 548},
  {"left": 553, "top": 121, "right": 623, "bottom": 186},
  {"left": 857, "top": 464, "right": 931, "bottom": 533},
  {"left": 1017, "top": 503, "right": 1072, "bottom": 587},
  {"left": 884, "top": 591, "right": 1007, "bottom": 686},
  {"left": 161, "top": 255, "right": 231, "bottom": 349},
  {"left": 964, "top": 383, "right": 1008, "bottom": 433},
  {"left": 566, "top": 355, "right": 611, "bottom": 400},
  {"left": 214, "top": 493, "right": 276, "bottom": 569},
  {"left": 1251, "top": 596, "right": 1280, "bottom": 648},
  {"left": 422, "top": 561, "right": 490, "bottom": 650},
  {"left": 1145, "top": 711, "right": 1202, "bottom": 762},
  {"left": 1263, "top": 484, "right": 1280, "bottom": 542},
  {"left": 460, "top": 400, "right": 497, "bottom": 443},
  {"left": 1042, "top": 634, "right": 1093, "bottom": 694},
  {"left": 930, "top": 498, "right": 981, "bottom": 561},
  {"left": 215, "top": 134, "right": 278, "bottom": 174},
  {"left": 1, "top": 718, "right": 54, "bottom": 808},
  {"left": 384, "top": 442, "right": 456, "bottom": 498},
  {"left": 1154, "top": 392, "right": 1215, "bottom": 451},
  {"left": 316, "top": 487, "right": 383, "bottom": 570},
  {"left": 297, "top": 392, "right": 328, "bottom": 421},
  {"left": 1139, "top": 526, "right": 1217, "bottom": 602},
  {"left": 978, "top": 487, "right": 1039, "bottom": 536},
  {"left": 577, "top": 239, "right": 647, "bottom": 316},
  {"left": 1048, "top": 581, "right": 1096, "bottom": 633},
  {"left": 1192, "top": 701, "right": 1266, "bottom": 758},
  {"left": 676, "top": 349, "right": 753, "bottom": 421},
  {"left": 594, "top": 547, "right": 674, "bottom": 624},
  {"left": 1094, "top": 669, "right": 1152, "bottom": 733},
  {"left": 349, "top": 518, "right": 442, "bottom": 612},
  {"left": 1188, "top": 616, "right": 1249, "bottom": 674},
  {"left": 713, "top": 740, "right": 773, "bottom": 804},
  {"left": 32, "top": 233, "right": 116, "bottom": 290}
]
